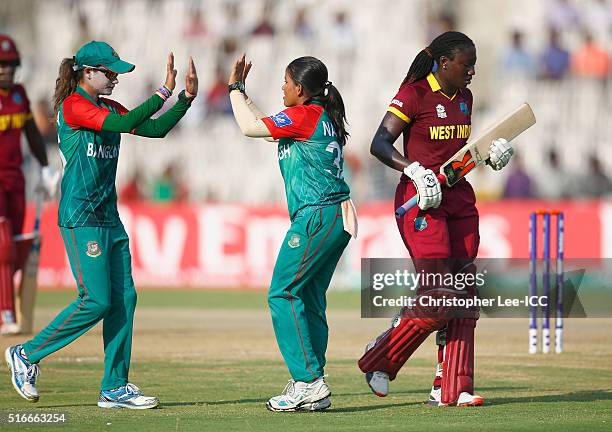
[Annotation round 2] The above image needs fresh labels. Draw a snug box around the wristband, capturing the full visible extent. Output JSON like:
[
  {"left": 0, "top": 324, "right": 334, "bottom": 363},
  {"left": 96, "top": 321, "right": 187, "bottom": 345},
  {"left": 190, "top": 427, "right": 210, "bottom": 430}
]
[
  {"left": 178, "top": 90, "right": 194, "bottom": 105},
  {"left": 156, "top": 85, "right": 172, "bottom": 101},
  {"left": 228, "top": 81, "right": 245, "bottom": 93},
  {"left": 403, "top": 162, "right": 421, "bottom": 179}
]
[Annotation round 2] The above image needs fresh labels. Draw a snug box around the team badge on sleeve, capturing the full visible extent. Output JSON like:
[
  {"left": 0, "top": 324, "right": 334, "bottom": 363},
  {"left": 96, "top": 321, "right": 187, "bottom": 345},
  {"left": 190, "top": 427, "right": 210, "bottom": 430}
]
[
  {"left": 271, "top": 112, "right": 293, "bottom": 127},
  {"left": 86, "top": 241, "right": 102, "bottom": 257},
  {"left": 414, "top": 216, "right": 428, "bottom": 232},
  {"left": 288, "top": 234, "right": 301, "bottom": 248},
  {"left": 12, "top": 92, "right": 23, "bottom": 105},
  {"left": 460, "top": 102, "right": 470, "bottom": 116}
]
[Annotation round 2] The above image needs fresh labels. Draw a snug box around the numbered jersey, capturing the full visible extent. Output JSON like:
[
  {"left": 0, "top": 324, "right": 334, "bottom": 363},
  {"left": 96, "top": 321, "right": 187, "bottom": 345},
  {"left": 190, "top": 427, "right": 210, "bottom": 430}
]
[{"left": 262, "top": 101, "right": 350, "bottom": 220}]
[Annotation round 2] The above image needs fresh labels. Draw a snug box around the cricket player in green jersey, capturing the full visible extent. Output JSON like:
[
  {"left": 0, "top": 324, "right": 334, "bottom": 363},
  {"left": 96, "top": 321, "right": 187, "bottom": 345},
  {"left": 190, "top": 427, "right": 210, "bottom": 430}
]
[
  {"left": 229, "top": 54, "right": 358, "bottom": 412},
  {"left": 5, "top": 41, "right": 198, "bottom": 409}
]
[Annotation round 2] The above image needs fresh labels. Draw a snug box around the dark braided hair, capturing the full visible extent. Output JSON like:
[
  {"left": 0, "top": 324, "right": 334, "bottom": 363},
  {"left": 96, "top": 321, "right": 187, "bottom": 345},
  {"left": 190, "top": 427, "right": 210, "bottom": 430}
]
[
  {"left": 401, "top": 31, "right": 474, "bottom": 86},
  {"left": 286, "top": 56, "right": 349, "bottom": 146}
]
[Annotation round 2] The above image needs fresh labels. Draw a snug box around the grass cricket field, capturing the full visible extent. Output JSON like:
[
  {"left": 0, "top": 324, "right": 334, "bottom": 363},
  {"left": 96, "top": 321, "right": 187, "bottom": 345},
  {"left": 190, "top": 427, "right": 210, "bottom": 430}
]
[{"left": 1, "top": 289, "right": 611, "bottom": 431}]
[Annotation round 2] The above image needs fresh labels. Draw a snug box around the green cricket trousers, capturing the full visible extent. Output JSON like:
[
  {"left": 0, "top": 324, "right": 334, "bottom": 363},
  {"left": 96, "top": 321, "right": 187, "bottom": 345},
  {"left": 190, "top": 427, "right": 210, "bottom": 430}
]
[
  {"left": 23, "top": 224, "right": 137, "bottom": 391},
  {"left": 268, "top": 203, "right": 351, "bottom": 382}
]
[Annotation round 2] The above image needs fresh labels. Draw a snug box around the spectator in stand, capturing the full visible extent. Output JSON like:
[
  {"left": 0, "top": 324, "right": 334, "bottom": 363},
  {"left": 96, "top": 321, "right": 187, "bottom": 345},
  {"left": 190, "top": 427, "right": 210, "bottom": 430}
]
[
  {"left": 293, "top": 8, "right": 315, "bottom": 41},
  {"left": 151, "top": 163, "right": 188, "bottom": 203},
  {"left": 581, "top": 0, "right": 612, "bottom": 44},
  {"left": 574, "top": 154, "right": 612, "bottom": 198},
  {"left": 427, "top": 12, "right": 456, "bottom": 42},
  {"left": 571, "top": 31, "right": 610, "bottom": 81},
  {"left": 536, "top": 148, "right": 568, "bottom": 199},
  {"left": 218, "top": 1, "right": 245, "bottom": 41},
  {"left": 205, "top": 65, "right": 232, "bottom": 116},
  {"left": 502, "top": 30, "right": 536, "bottom": 78},
  {"left": 502, "top": 153, "right": 533, "bottom": 198},
  {"left": 331, "top": 10, "right": 356, "bottom": 86},
  {"left": 331, "top": 10, "right": 356, "bottom": 53},
  {"left": 119, "top": 168, "right": 145, "bottom": 203},
  {"left": 251, "top": 2, "right": 275, "bottom": 37},
  {"left": 182, "top": 6, "right": 208, "bottom": 39},
  {"left": 539, "top": 27, "right": 570, "bottom": 80},
  {"left": 216, "top": 36, "right": 239, "bottom": 72},
  {"left": 546, "top": 0, "right": 580, "bottom": 31}
]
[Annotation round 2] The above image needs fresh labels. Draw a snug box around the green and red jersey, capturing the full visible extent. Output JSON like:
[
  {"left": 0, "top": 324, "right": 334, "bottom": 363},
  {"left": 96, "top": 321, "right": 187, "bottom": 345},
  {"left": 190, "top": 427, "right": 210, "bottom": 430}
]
[
  {"left": 262, "top": 101, "right": 351, "bottom": 220},
  {"left": 57, "top": 86, "right": 131, "bottom": 227},
  {"left": 388, "top": 73, "right": 473, "bottom": 175}
]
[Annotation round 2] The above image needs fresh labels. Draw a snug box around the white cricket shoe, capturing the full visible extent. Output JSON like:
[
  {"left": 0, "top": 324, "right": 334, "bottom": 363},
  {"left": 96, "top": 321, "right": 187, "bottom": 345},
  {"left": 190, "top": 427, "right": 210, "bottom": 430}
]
[
  {"left": 365, "top": 371, "right": 389, "bottom": 397},
  {"left": 266, "top": 376, "right": 331, "bottom": 412},
  {"left": 5, "top": 344, "right": 40, "bottom": 402},
  {"left": 98, "top": 383, "right": 159, "bottom": 409},
  {"left": 300, "top": 396, "right": 331, "bottom": 411},
  {"left": 456, "top": 391, "right": 484, "bottom": 406},
  {"left": 426, "top": 362, "right": 443, "bottom": 405},
  {"left": 1, "top": 322, "right": 21, "bottom": 335},
  {"left": 437, "top": 391, "right": 484, "bottom": 407}
]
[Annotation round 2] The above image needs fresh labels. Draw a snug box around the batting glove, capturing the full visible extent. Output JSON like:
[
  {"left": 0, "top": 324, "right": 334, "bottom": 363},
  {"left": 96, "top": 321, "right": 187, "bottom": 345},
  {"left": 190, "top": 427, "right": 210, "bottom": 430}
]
[
  {"left": 404, "top": 162, "right": 442, "bottom": 210},
  {"left": 36, "top": 166, "right": 61, "bottom": 200},
  {"left": 487, "top": 138, "right": 514, "bottom": 171}
]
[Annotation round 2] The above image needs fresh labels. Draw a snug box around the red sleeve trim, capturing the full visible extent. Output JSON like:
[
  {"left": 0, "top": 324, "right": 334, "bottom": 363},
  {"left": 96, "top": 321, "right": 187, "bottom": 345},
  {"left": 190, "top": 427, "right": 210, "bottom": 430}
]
[
  {"left": 262, "top": 105, "right": 322, "bottom": 140},
  {"left": 62, "top": 94, "right": 109, "bottom": 131}
]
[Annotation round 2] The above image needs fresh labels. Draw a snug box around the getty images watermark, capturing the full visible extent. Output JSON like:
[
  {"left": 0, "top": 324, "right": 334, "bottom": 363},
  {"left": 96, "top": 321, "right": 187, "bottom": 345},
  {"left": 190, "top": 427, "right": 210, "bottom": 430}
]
[{"left": 360, "top": 258, "right": 609, "bottom": 319}]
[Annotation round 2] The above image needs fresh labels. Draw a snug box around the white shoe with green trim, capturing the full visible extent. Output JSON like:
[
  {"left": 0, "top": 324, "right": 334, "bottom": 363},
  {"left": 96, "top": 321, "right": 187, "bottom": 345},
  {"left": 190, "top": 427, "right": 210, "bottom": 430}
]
[{"left": 266, "top": 376, "right": 331, "bottom": 412}]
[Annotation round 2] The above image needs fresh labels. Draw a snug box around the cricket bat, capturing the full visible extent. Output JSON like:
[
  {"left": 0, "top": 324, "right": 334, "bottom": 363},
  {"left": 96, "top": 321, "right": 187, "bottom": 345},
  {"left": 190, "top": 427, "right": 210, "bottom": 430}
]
[
  {"left": 13, "top": 194, "right": 43, "bottom": 334},
  {"left": 395, "top": 103, "right": 536, "bottom": 218}
]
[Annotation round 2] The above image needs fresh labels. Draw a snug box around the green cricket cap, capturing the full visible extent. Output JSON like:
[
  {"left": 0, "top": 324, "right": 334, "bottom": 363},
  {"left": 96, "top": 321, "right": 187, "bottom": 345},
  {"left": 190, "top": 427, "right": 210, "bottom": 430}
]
[{"left": 74, "top": 41, "right": 135, "bottom": 73}]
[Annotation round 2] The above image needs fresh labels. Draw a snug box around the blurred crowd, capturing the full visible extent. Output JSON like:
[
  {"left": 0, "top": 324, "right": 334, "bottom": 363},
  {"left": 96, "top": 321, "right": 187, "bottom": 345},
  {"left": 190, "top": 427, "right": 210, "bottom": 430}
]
[
  {"left": 495, "top": 0, "right": 612, "bottom": 199},
  {"left": 501, "top": 1, "right": 612, "bottom": 82},
  {"left": 8, "top": 0, "right": 612, "bottom": 204}
]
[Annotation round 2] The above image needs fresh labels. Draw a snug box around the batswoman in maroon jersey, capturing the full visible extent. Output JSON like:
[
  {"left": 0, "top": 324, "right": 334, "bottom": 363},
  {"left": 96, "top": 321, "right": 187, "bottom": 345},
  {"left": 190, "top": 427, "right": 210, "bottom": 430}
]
[{"left": 358, "top": 31, "right": 514, "bottom": 407}]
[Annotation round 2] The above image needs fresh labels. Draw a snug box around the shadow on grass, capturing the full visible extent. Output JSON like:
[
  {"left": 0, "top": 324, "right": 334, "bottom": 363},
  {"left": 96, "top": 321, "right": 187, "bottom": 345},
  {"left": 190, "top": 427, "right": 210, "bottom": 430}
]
[
  {"left": 39, "top": 386, "right": 537, "bottom": 409},
  {"left": 162, "top": 398, "right": 266, "bottom": 407},
  {"left": 490, "top": 390, "right": 612, "bottom": 406},
  {"left": 337, "top": 385, "right": 529, "bottom": 398},
  {"left": 40, "top": 398, "right": 267, "bottom": 409},
  {"left": 163, "top": 400, "right": 426, "bottom": 413},
  {"left": 331, "top": 401, "right": 425, "bottom": 412}
]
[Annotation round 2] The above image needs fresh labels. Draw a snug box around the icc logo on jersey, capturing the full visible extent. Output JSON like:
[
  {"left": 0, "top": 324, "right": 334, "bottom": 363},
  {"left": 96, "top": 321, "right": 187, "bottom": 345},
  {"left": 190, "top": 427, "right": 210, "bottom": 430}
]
[{"left": 436, "top": 104, "right": 447, "bottom": 118}]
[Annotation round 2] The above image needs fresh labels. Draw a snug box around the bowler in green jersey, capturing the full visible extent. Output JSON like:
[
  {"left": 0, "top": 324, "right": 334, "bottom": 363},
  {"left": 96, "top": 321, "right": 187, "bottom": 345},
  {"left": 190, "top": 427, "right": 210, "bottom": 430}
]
[
  {"left": 5, "top": 41, "right": 198, "bottom": 409},
  {"left": 229, "top": 54, "right": 358, "bottom": 412}
]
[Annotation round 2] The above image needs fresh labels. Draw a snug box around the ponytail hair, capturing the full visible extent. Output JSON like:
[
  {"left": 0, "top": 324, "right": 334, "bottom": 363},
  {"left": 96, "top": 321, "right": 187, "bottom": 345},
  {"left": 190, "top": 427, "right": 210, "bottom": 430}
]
[
  {"left": 401, "top": 31, "right": 474, "bottom": 86},
  {"left": 286, "top": 56, "right": 349, "bottom": 146},
  {"left": 53, "top": 58, "right": 83, "bottom": 114}
]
